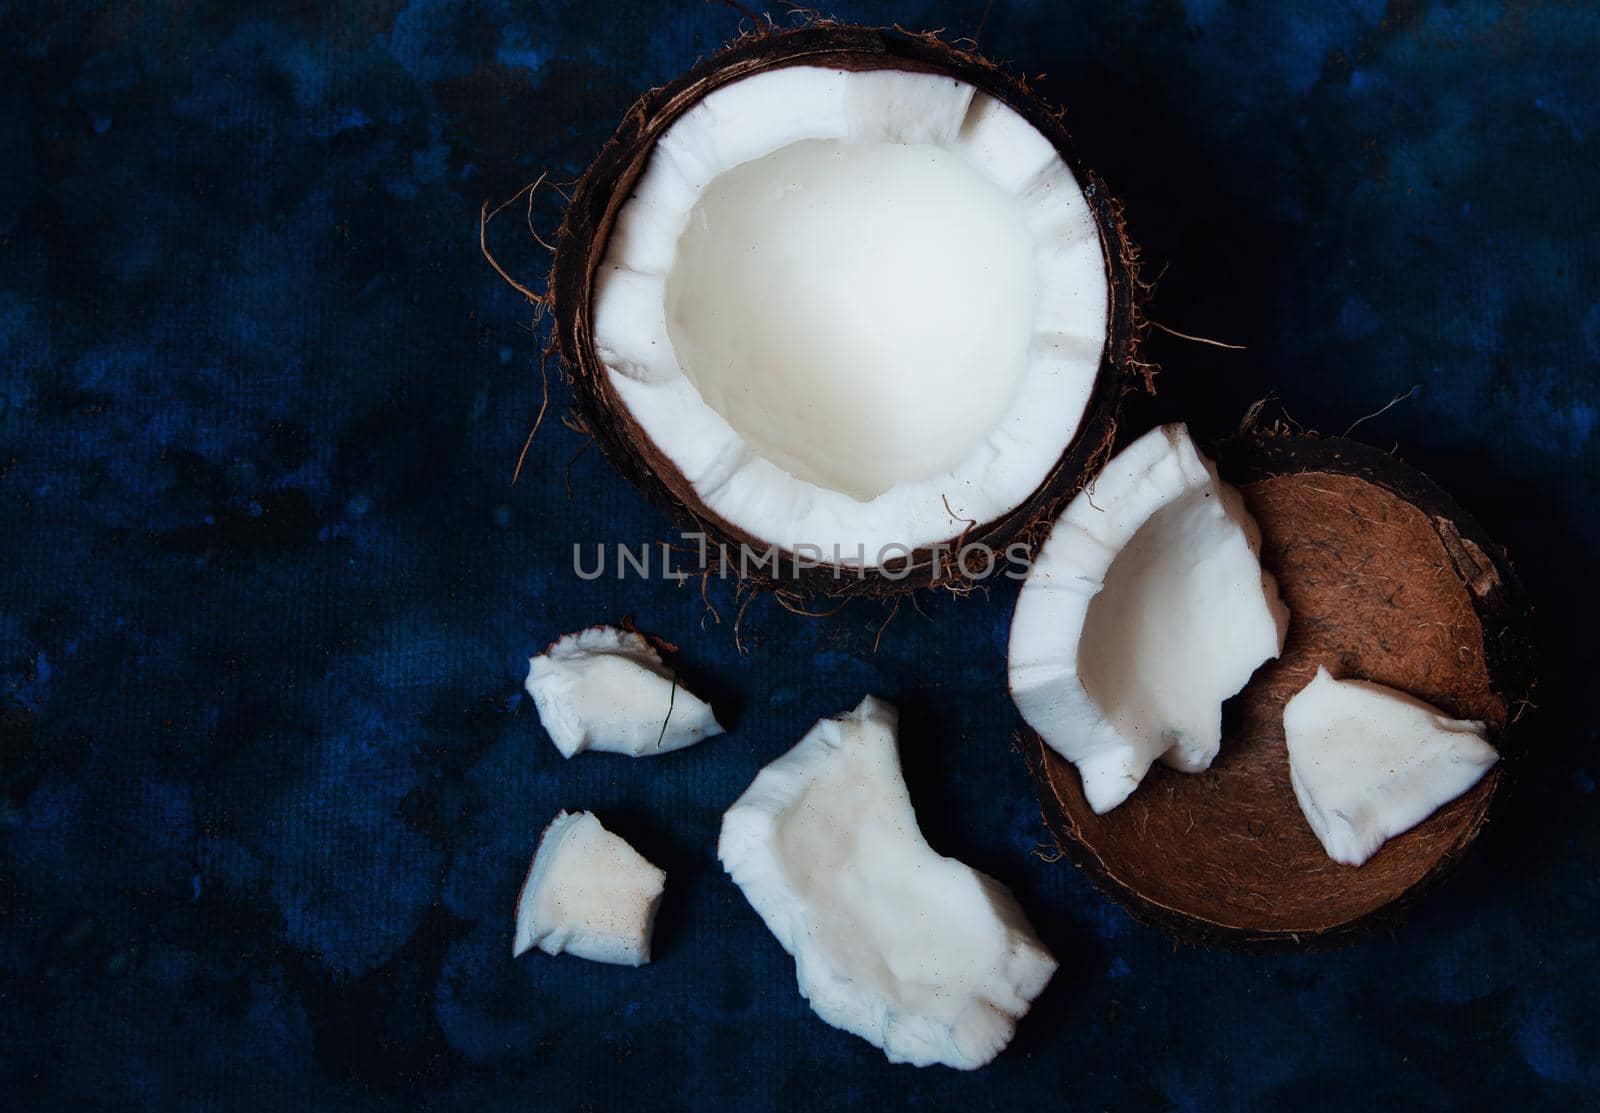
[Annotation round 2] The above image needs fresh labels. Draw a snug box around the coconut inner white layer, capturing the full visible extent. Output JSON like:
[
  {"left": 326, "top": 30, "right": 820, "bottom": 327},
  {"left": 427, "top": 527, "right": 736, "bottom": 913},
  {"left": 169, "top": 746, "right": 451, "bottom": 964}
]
[
  {"left": 513, "top": 810, "right": 666, "bottom": 966},
  {"left": 594, "top": 66, "right": 1107, "bottom": 558},
  {"left": 718, "top": 696, "right": 1056, "bottom": 1070},
  {"left": 1284, "top": 667, "right": 1498, "bottom": 867},
  {"left": 1008, "top": 425, "right": 1290, "bottom": 813},
  {"left": 666, "top": 139, "right": 1034, "bottom": 501},
  {"left": 525, "top": 626, "right": 724, "bottom": 759}
]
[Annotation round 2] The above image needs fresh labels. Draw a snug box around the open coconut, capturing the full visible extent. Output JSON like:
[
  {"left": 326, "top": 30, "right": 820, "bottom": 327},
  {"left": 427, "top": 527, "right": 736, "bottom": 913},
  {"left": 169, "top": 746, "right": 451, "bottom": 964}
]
[
  {"left": 1015, "top": 432, "right": 1536, "bottom": 946},
  {"left": 548, "top": 25, "right": 1144, "bottom": 593}
]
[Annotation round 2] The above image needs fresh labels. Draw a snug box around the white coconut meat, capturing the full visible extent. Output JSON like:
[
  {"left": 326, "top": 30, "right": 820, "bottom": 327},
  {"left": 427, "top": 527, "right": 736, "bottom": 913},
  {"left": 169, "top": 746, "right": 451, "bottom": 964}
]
[
  {"left": 593, "top": 66, "right": 1108, "bottom": 558},
  {"left": 525, "top": 626, "right": 723, "bottom": 758},
  {"left": 513, "top": 810, "right": 666, "bottom": 965},
  {"left": 718, "top": 696, "right": 1056, "bottom": 1070},
  {"left": 1009, "top": 425, "right": 1290, "bottom": 814},
  {"left": 1284, "top": 667, "right": 1498, "bottom": 867}
]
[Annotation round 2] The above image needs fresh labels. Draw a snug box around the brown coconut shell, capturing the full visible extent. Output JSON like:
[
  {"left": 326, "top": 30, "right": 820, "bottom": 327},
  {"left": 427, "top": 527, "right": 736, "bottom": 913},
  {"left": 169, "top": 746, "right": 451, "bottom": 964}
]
[
  {"left": 1022, "top": 434, "right": 1537, "bottom": 948},
  {"left": 548, "top": 24, "right": 1147, "bottom": 597}
]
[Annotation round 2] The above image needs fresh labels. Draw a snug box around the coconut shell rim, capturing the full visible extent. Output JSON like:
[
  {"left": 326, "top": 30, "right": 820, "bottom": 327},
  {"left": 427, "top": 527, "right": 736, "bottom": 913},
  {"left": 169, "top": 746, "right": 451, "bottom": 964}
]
[
  {"left": 547, "top": 23, "right": 1147, "bottom": 597},
  {"left": 1021, "top": 432, "right": 1539, "bottom": 951}
]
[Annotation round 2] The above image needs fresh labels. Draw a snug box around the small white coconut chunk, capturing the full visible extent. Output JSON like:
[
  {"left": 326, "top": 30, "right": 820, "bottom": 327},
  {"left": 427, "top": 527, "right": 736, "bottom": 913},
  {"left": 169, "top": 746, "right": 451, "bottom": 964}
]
[
  {"left": 719, "top": 696, "right": 1056, "bottom": 1070},
  {"left": 513, "top": 810, "right": 666, "bottom": 965},
  {"left": 525, "top": 626, "right": 724, "bottom": 758},
  {"left": 1284, "top": 667, "right": 1498, "bottom": 867},
  {"left": 1009, "top": 425, "right": 1290, "bottom": 814}
]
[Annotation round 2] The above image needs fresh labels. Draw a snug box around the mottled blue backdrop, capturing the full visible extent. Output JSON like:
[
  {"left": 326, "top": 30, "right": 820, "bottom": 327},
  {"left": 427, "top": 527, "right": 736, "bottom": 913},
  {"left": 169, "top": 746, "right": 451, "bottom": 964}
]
[{"left": 1, "top": 1, "right": 1596, "bottom": 1109}]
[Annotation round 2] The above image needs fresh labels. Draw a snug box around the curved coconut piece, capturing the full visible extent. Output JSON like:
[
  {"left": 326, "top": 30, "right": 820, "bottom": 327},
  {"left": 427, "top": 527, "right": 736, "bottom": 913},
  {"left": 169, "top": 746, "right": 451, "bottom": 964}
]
[
  {"left": 548, "top": 25, "right": 1145, "bottom": 594},
  {"left": 1023, "top": 434, "right": 1537, "bottom": 947},
  {"left": 525, "top": 626, "right": 723, "bottom": 758},
  {"left": 514, "top": 810, "right": 666, "bottom": 966},
  {"left": 719, "top": 696, "right": 1056, "bottom": 1070},
  {"left": 1285, "top": 667, "right": 1499, "bottom": 867},
  {"left": 1009, "top": 424, "right": 1290, "bottom": 813}
]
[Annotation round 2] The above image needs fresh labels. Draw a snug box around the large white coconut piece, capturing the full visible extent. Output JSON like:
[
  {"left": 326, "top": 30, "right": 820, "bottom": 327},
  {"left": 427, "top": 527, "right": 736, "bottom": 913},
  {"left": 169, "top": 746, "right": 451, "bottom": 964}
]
[
  {"left": 525, "top": 626, "right": 723, "bottom": 758},
  {"left": 514, "top": 810, "right": 666, "bottom": 966},
  {"left": 1009, "top": 424, "right": 1290, "bottom": 813},
  {"left": 594, "top": 67, "right": 1108, "bottom": 557},
  {"left": 718, "top": 696, "right": 1056, "bottom": 1070},
  {"left": 1284, "top": 667, "right": 1498, "bottom": 867}
]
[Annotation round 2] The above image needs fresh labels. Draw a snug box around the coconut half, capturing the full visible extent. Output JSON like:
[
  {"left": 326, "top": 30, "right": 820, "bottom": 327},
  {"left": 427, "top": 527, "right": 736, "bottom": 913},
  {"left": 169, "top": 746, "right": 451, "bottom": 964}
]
[
  {"left": 513, "top": 810, "right": 666, "bottom": 966},
  {"left": 550, "top": 26, "right": 1143, "bottom": 591},
  {"left": 1022, "top": 434, "right": 1536, "bottom": 947},
  {"left": 1009, "top": 424, "right": 1290, "bottom": 813},
  {"left": 1284, "top": 667, "right": 1499, "bottom": 867},
  {"left": 525, "top": 626, "right": 724, "bottom": 758},
  {"left": 719, "top": 696, "right": 1056, "bottom": 1070}
]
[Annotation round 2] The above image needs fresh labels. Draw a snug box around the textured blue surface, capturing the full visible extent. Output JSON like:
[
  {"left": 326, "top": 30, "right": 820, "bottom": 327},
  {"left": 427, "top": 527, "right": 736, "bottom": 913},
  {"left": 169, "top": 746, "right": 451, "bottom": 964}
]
[{"left": 1, "top": 1, "right": 1596, "bottom": 1108}]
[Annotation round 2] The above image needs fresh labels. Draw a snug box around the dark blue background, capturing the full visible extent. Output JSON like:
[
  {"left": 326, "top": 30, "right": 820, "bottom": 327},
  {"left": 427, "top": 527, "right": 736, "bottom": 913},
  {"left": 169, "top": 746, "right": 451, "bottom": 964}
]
[{"left": 2, "top": 1, "right": 1596, "bottom": 1108}]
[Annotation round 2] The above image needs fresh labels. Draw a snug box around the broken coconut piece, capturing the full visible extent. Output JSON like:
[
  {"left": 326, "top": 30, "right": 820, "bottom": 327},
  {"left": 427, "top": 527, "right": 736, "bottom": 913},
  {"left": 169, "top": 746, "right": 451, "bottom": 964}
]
[
  {"left": 513, "top": 810, "right": 666, "bottom": 966},
  {"left": 546, "top": 27, "right": 1143, "bottom": 589},
  {"left": 1284, "top": 667, "right": 1499, "bottom": 867},
  {"left": 1021, "top": 433, "right": 1535, "bottom": 945},
  {"left": 719, "top": 696, "right": 1056, "bottom": 1070},
  {"left": 1009, "top": 424, "right": 1290, "bottom": 813},
  {"left": 525, "top": 626, "right": 723, "bottom": 758}
]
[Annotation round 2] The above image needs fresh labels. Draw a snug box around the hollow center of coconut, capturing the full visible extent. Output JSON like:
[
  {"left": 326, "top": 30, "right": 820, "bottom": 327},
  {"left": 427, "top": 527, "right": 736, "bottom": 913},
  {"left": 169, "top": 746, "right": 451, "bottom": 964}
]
[
  {"left": 665, "top": 138, "right": 1034, "bottom": 501},
  {"left": 592, "top": 66, "right": 1109, "bottom": 556}
]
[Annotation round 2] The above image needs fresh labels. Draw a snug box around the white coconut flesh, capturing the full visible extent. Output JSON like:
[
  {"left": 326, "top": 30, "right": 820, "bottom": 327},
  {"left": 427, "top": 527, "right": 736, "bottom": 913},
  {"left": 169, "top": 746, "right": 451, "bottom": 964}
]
[
  {"left": 525, "top": 626, "right": 723, "bottom": 758},
  {"left": 594, "top": 66, "right": 1108, "bottom": 558},
  {"left": 1008, "top": 424, "right": 1291, "bottom": 814},
  {"left": 1284, "top": 667, "right": 1498, "bottom": 867},
  {"left": 513, "top": 810, "right": 666, "bottom": 966},
  {"left": 718, "top": 695, "right": 1057, "bottom": 1070}
]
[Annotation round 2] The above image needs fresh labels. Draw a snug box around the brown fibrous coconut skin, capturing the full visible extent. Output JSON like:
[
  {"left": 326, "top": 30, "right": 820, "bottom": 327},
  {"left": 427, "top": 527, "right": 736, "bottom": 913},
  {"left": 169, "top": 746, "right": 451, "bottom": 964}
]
[
  {"left": 1021, "top": 433, "right": 1538, "bottom": 949},
  {"left": 548, "top": 24, "right": 1148, "bottom": 597}
]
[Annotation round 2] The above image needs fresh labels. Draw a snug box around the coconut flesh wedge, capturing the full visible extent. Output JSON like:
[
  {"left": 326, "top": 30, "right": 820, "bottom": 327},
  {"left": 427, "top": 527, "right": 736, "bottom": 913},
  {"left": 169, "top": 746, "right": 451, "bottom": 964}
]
[
  {"left": 1285, "top": 667, "right": 1499, "bottom": 867},
  {"left": 550, "top": 28, "right": 1142, "bottom": 590},
  {"left": 514, "top": 811, "right": 666, "bottom": 966},
  {"left": 719, "top": 696, "right": 1056, "bottom": 1070},
  {"left": 525, "top": 626, "right": 723, "bottom": 758},
  {"left": 1009, "top": 424, "right": 1290, "bottom": 813}
]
